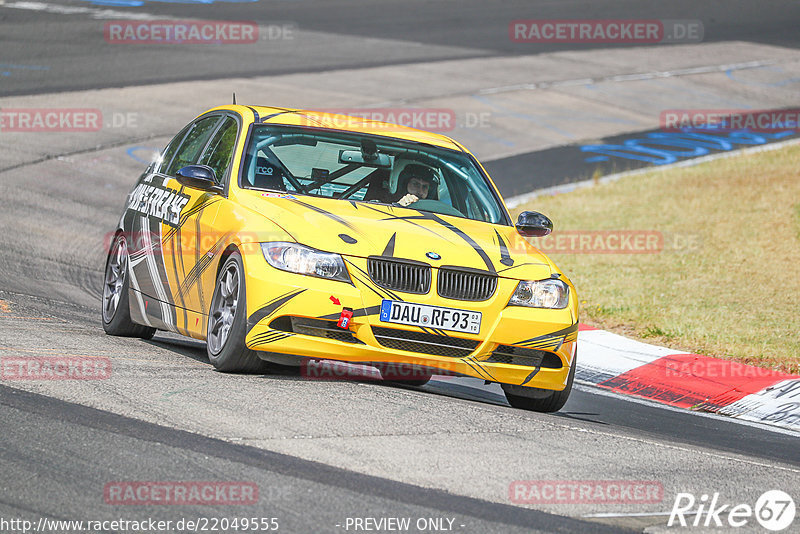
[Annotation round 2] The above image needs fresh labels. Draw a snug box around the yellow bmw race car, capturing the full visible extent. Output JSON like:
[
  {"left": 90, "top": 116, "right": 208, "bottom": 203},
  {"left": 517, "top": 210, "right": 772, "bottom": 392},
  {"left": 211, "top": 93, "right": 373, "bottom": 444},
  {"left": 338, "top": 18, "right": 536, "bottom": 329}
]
[{"left": 102, "top": 105, "right": 579, "bottom": 412}]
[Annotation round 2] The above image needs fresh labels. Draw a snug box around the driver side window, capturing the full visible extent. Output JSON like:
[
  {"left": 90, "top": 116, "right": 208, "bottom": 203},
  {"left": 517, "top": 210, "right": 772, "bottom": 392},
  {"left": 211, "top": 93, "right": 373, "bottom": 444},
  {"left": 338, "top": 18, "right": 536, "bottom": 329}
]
[
  {"left": 198, "top": 116, "right": 238, "bottom": 183},
  {"left": 163, "top": 115, "right": 222, "bottom": 177}
]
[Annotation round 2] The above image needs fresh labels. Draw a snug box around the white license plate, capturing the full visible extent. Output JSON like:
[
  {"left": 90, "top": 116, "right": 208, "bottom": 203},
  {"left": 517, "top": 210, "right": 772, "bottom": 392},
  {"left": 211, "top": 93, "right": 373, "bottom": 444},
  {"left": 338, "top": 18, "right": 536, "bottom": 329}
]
[{"left": 379, "top": 299, "right": 481, "bottom": 334}]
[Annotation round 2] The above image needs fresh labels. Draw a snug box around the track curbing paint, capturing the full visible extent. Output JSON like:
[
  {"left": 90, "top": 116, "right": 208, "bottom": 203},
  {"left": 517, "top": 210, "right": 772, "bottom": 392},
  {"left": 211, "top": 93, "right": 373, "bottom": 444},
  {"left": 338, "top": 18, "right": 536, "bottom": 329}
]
[{"left": 577, "top": 326, "right": 800, "bottom": 432}]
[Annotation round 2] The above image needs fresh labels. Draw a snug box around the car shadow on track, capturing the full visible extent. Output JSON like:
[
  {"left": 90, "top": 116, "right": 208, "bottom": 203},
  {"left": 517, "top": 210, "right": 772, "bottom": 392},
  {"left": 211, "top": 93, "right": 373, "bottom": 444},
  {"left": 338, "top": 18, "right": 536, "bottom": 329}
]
[{"left": 143, "top": 333, "right": 608, "bottom": 422}]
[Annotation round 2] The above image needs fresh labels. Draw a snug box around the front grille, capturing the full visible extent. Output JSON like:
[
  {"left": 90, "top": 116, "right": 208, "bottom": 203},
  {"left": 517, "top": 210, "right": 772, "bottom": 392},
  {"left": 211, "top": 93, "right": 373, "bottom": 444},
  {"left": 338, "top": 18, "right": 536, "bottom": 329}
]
[
  {"left": 371, "top": 326, "right": 479, "bottom": 357},
  {"left": 368, "top": 257, "right": 431, "bottom": 294},
  {"left": 437, "top": 267, "right": 497, "bottom": 301},
  {"left": 270, "top": 316, "right": 363, "bottom": 344},
  {"left": 486, "top": 345, "right": 563, "bottom": 368}
]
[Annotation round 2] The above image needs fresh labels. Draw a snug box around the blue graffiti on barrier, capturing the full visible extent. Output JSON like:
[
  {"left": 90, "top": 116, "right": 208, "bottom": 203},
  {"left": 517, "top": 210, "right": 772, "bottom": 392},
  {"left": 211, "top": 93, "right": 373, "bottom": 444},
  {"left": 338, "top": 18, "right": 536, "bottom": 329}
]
[{"left": 580, "top": 129, "right": 796, "bottom": 165}]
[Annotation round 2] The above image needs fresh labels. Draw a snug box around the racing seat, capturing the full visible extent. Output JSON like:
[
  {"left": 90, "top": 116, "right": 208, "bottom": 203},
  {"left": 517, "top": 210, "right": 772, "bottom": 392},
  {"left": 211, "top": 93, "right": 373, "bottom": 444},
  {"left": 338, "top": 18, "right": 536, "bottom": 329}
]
[
  {"left": 252, "top": 156, "right": 286, "bottom": 190},
  {"left": 362, "top": 170, "right": 392, "bottom": 202}
]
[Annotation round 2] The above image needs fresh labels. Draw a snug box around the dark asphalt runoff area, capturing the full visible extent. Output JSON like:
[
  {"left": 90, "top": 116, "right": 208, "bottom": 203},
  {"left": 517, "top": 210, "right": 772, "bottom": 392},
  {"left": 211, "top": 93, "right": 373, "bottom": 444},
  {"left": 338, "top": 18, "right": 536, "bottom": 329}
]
[
  {"left": 0, "top": 384, "right": 628, "bottom": 534},
  {"left": 0, "top": 0, "right": 798, "bottom": 97}
]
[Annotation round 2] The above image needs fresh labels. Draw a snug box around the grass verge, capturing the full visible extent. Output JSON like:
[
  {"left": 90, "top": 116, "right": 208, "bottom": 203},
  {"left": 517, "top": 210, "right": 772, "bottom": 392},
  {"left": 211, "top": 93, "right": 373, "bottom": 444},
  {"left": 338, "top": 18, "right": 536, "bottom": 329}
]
[{"left": 513, "top": 143, "right": 800, "bottom": 374}]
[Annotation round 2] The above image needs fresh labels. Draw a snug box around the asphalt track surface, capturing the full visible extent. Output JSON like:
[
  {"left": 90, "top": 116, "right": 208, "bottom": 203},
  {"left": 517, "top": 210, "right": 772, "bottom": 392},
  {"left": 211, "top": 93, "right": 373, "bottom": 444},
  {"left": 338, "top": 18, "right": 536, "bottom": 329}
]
[
  {"left": 1, "top": 1, "right": 799, "bottom": 533},
  {"left": 1, "top": 0, "right": 799, "bottom": 96}
]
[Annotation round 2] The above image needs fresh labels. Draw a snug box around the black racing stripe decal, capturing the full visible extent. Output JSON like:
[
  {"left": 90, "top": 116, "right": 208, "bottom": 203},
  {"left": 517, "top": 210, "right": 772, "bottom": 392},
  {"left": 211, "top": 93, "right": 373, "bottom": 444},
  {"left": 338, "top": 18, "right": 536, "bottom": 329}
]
[
  {"left": 287, "top": 198, "right": 360, "bottom": 232},
  {"left": 177, "top": 232, "right": 231, "bottom": 299},
  {"left": 246, "top": 106, "right": 261, "bottom": 122},
  {"left": 424, "top": 213, "right": 495, "bottom": 273},
  {"left": 514, "top": 323, "right": 579, "bottom": 347},
  {"left": 261, "top": 109, "right": 299, "bottom": 121},
  {"left": 248, "top": 331, "right": 293, "bottom": 344},
  {"left": 162, "top": 195, "right": 220, "bottom": 243},
  {"left": 495, "top": 230, "right": 514, "bottom": 267},
  {"left": 318, "top": 305, "right": 382, "bottom": 321},
  {"left": 249, "top": 331, "right": 288, "bottom": 343},
  {"left": 381, "top": 233, "right": 396, "bottom": 257},
  {"left": 178, "top": 252, "right": 215, "bottom": 299},
  {"left": 466, "top": 356, "right": 497, "bottom": 381},
  {"left": 194, "top": 199, "right": 204, "bottom": 310},
  {"left": 174, "top": 185, "right": 189, "bottom": 332},
  {"left": 151, "top": 215, "right": 178, "bottom": 327},
  {"left": 247, "top": 289, "right": 307, "bottom": 333},
  {"left": 380, "top": 211, "right": 496, "bottom": 273},
  {"left": 247, "top": 332, "right": 294, "bottom": 348},
  {"left": 382, "top": 233, "right": 397, "bottom": 257},
  {"left": 359, "top": 204, "right": 442, "bottom": 237},
  {"left": 520, "top": 367, "right": 541, "bottom": 386},
  {"left": 518, "top": 338, "right": 564, "bottom": 351},
  {"left": 497, "top": 262, "right": 549, "bottom": 274},
  {"left": 462, "top": 358, "right": 492, "bottom": 381},
  {"left": 167, "top": 228, "right": 188, "bottom": 333},
  {"left": 345, "top": 260, "right": 404, "bottom": 302}
]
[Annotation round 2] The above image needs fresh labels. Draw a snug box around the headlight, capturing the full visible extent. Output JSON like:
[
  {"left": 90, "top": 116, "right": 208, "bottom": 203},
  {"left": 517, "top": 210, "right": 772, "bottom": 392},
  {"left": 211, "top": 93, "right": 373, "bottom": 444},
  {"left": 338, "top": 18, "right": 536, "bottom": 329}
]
[
  {"left": 261, "top": 242, "right": 350, "bottom": 282},
  {"left": 509, "top": 279, "right": 569, "bottom": 309}
]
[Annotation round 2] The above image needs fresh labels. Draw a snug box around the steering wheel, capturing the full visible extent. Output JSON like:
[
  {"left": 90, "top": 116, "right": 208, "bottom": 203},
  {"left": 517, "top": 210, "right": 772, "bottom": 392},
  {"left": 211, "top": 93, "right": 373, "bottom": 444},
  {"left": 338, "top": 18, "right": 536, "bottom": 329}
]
[{"left": 408, "top": 199, "right": 465, "bottom": 217}]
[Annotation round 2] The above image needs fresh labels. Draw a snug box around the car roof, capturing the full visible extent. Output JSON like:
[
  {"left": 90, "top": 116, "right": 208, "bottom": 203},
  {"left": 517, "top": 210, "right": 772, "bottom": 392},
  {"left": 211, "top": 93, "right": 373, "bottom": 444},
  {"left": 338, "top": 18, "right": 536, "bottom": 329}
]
[{"left": 203, "top": 105, "right": 465, "bottom": 151}]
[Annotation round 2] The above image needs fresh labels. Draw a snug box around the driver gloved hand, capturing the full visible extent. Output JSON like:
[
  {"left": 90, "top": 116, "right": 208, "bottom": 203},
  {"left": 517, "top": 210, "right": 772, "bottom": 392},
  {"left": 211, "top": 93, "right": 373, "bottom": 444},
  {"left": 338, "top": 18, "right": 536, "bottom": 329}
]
[{"left": 397, "top": 194, "right": 419, "bottom": 207}]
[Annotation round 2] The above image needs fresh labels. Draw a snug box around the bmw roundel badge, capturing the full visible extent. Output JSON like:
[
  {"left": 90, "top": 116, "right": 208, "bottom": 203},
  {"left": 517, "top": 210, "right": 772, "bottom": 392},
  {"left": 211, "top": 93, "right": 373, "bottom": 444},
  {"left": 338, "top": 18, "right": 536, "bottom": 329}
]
[{"left": 426, "top": 252, "right": 441, "bottom": 260}]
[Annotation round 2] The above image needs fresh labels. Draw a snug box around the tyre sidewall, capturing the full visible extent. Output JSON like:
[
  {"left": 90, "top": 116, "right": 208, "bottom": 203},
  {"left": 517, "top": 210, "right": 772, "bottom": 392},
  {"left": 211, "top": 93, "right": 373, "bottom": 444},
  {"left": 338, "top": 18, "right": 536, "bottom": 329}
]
[
  {"left": 207, "top": 251, "right": 260, "bottom": 371},
  {"left": 102, "top": 234, "right": 156, "bottom": 339}
]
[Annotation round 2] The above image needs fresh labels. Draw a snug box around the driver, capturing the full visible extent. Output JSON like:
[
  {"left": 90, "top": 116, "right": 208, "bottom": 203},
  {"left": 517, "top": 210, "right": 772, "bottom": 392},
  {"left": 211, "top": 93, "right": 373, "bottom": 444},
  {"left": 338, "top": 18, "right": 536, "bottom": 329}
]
[{"left": 393, "top": 164, "right": 438, "bottom": 207}]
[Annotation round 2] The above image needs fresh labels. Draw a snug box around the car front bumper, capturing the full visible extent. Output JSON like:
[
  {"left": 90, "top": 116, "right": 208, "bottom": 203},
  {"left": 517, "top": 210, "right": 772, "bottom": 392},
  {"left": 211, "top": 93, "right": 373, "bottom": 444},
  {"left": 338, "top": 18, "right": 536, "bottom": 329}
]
[{"left": 243, "top": 255, "right": 578, "bottom": 391}]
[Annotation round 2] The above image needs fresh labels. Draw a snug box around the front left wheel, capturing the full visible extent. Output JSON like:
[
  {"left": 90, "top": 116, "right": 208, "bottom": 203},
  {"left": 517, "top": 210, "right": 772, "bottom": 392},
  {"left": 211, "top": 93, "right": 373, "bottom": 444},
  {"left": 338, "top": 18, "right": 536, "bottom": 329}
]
[
  {"left": 207, "top": 251, "right": 270, "bottom": 373},
  {"left": 503, "top": 352, "right": 576, "bottom": 413},
  {"left": 102, "top": 234, "right": 156, "bottom": 339}
]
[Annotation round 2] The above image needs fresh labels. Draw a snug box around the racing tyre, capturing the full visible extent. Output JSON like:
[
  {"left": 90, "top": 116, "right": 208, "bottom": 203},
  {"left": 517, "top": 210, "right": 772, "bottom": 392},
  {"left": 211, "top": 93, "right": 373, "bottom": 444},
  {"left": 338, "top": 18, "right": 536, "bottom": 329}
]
[
  {"left": 207, "top": 251, "right": 270, "bottom": 373},
  {"left": 395, "top": 376, "right": 432, "bottom": 387},
  {"left": 102, "top": 234, "right": 157, "bottom": 339},
  {"left": 385, "top": 375, "right": 433, "bottom": 387},
  {"left": 503, "top": 352, "right": 576, "bottom": 413},
  {"left": 376, "top": 363, "right": 433, "bottom": 386}
]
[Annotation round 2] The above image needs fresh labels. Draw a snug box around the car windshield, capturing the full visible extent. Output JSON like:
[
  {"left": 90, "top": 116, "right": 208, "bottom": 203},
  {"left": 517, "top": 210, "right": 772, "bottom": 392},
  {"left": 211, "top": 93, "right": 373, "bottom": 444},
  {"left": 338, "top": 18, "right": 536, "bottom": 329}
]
[{"left": 240, "top": 125, "right": 509, "bottom": 224}]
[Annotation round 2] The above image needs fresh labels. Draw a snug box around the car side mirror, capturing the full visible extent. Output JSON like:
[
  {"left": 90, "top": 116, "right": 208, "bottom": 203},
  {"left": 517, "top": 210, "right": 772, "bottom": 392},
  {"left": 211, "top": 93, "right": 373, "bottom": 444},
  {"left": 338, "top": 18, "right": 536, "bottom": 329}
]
[
  {"left": 176, "top": 165, "right": 223, "bottom": 193},
  {"left": 515, "top": 211, "right": 553, "bottom": 237}
]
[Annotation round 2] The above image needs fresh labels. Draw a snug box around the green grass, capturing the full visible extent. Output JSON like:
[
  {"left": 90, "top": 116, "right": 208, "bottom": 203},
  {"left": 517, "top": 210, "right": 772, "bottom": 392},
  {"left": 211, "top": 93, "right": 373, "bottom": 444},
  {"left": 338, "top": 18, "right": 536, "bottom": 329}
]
[{"left": 513, "top": 144, "right": 800, "bottom": 374}]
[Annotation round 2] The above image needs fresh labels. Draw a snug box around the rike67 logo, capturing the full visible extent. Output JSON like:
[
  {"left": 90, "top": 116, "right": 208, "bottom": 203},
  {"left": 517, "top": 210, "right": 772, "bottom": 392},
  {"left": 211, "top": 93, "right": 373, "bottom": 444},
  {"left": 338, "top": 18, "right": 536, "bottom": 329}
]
[{"left": 669, "top": 490, "right": 795, "bottom": 531}]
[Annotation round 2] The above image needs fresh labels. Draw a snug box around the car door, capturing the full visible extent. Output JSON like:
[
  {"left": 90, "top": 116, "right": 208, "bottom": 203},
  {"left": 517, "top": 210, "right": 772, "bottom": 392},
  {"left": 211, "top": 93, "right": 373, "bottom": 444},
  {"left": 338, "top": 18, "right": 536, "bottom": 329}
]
[
  {"left": 126, "top": 114, "right": 226, "bottom": 335},
  {"left": 168, "top": 114, "right": 241, "bottom": 337}
]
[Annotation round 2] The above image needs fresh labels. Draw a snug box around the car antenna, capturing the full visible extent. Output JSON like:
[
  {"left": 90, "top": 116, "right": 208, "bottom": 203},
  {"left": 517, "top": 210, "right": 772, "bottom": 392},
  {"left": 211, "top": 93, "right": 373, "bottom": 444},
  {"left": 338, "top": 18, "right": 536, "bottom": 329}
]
[{"left": 232, "top": 92, "right": 237, "bottom": 105}]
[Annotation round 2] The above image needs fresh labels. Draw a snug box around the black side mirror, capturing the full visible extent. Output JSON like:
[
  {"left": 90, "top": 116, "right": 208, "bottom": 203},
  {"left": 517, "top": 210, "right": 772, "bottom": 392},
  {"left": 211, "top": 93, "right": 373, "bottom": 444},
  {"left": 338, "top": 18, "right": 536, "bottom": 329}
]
[
  {"left": 516, "top": 211, "right": 553, "bottom": 237},
  {"left": 176, "top": 165, "right": 222, "bottom": 193}
]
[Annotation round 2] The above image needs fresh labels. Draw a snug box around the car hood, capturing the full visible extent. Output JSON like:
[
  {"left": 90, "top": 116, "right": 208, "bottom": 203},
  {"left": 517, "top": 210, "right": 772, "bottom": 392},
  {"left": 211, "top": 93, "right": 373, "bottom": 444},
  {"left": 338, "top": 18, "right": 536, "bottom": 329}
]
[{"left": 237, "top": 191, "right": 554, "bottom": 279}]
